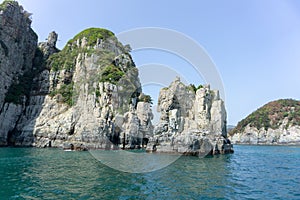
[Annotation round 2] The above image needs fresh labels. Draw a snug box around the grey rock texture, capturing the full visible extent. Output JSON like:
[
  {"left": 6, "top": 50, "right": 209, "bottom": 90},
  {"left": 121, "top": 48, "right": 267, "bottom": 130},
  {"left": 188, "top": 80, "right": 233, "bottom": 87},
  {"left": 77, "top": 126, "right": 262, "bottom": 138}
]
[
  {"left": 0, "top": 2, "right": 153, "bottom": 149},
  {"left": 0, "top": 2, "right": 232, "bottom": 156},
  {"left": 146, "top": 78, "right": 233, "bottom": 156},
  {"left": 0, "top": 1, "right": 38, "bottom": 146},
  {"left": 229, "top": 121, "right": 300, "bottom": 145},
  {"left": 38, "top": 31, "right": 59, "bottom": 59},
  {"left": 14, "top": 32, "right": 153, "bottom": 149}
]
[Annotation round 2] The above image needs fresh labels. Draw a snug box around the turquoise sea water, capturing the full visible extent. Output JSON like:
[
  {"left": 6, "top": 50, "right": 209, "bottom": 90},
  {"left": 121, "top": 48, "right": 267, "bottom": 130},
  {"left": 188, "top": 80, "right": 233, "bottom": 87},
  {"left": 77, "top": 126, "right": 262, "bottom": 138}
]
[{"left": 0, "top": 145, "right": 299, "bottom": 199}]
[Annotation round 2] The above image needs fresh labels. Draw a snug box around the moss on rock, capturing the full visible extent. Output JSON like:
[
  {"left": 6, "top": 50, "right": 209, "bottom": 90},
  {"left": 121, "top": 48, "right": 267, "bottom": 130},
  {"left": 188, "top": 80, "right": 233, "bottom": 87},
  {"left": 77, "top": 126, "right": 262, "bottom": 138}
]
[{"left": 69, "top": 28, "right": 114, "bottom": 47}]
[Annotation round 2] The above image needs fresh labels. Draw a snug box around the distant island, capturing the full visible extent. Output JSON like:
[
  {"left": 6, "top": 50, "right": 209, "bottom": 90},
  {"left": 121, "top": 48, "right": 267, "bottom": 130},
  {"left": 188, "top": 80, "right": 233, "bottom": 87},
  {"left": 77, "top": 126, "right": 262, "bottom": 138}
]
[
  {"left": 0, "top": 0, "right": 233, "bottom": 156},
  {"left": 229, "top": 99, "right": 300, "bottom": 145}
]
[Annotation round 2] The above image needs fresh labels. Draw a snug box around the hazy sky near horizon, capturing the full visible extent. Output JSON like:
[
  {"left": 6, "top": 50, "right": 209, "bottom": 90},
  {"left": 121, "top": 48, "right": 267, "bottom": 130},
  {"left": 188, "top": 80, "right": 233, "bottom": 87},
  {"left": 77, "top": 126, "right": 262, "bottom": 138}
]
[{"left": 13, "top": 0, "right": 300, "bottom": 125}]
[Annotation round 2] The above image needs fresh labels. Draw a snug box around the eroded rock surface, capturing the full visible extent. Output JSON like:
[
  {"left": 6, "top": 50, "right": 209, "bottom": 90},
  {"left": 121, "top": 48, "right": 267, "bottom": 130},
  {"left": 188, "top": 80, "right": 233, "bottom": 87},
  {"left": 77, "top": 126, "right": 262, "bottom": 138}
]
[
  {"left": 0, "top": 2, "right": 233, "bottom": 156},
  {"left": 146, "top": 78, "right": 233, "bottom": 156},
  {"left": 0, "top": 1, "right": 38, "bottom": 145},
  {"left": 0, "top": 2, "right": 152, "bottom": 148}
]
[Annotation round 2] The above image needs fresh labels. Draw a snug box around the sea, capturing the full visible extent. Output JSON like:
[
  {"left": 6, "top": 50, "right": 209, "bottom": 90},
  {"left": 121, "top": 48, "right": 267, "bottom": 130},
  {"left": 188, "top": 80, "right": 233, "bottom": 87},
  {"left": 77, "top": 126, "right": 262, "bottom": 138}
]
[{"left": 0, "top": 145, "right": 299, "bottom": 200}]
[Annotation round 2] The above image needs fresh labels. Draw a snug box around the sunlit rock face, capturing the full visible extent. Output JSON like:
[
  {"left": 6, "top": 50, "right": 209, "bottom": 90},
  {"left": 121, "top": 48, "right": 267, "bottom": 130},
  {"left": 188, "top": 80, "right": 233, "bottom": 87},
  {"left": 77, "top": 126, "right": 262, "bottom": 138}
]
[
  {"left": 0, "top": 1, "right": 152, "bottom": 149},
  {"left": 146, "top": 78, "right": 233, "bottom": 156},
  {"left": 0, "top": 1, "right": 233, "bottom": 155}
]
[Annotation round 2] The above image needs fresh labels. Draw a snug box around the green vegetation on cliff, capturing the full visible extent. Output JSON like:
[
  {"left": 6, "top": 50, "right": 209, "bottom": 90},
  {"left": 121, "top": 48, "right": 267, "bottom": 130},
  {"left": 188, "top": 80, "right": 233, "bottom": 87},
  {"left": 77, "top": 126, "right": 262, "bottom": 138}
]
[
  {"left": 49, "top": 82, "right": 74, "bottom": 106},
  {"left": 138, "top": 94, "right": 153, "bottom": 104},
  {"left": 48, "top": 28, "right": 116, "bottom": 72},
  {"left": 48, "top": 47, "right": 77, "bottom": 71},
  {"left": 4, "top": 70, "right": 34, "bottom": 104},
  {"left": 99, "top": 64, "right": 125, "bottom": 84},
  {"left": 47, "top": 28, "right": 129, "bottom": 83},
  {"left": 69, "top": 28, "right": 114, "bottom": 47},
  {"left": 5, "top": 48, "right": 45, "bottom": 104},
  {"left": 47, "top": 27, "right": 134, "bottom": 106},
  {"left": 0, "top": 0, "right": 17, "bottom": 10},
  {"left": 188, "top": 84, "right": 203, "bottom": 93},
  {"left": 230, "top": 99, "right": 300, "bottom": 135}
]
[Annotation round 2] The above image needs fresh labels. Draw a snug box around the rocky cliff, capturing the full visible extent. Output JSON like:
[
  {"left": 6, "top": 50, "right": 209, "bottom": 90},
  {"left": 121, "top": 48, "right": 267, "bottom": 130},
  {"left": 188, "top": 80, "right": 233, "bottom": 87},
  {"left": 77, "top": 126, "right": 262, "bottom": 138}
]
[
  {"left": 0, "top": 1, "right": 154, "bottom": 149},
  {"left": 29, "top": 27, "right": 154, "bottom": 150},
  {"left": 146, "top": 78, "right": 233, "bottom": 156},
  {"left": 229, "top": 99, "right": 300, "bottom": 145},
  {"left": 0, "top": 1, "right": 232, "bottom": 156},
  {"left": 0, "top": 0, "right": 38, "bottom": 145}
]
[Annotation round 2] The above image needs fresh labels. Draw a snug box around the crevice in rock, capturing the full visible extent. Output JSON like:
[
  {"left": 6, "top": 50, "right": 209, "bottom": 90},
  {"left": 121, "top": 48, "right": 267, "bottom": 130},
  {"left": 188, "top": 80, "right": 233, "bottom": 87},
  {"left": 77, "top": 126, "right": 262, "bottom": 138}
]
[
  {"left": 6, "top": 105, "right": 25, "bottom": 146},
  {"left": 69, "top": 123, "right": 75, "bottom": 135},
  {"left": 0, "top": 102, "right": 6, "bottom": 114}
]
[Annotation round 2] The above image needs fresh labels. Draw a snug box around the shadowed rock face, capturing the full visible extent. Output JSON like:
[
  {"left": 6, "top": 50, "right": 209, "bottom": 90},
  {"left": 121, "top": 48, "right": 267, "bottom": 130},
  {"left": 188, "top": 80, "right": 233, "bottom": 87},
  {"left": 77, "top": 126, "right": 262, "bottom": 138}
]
[
  {"left": 146, "top": 78, "right": 233, "bottom": 156},
  {"left": 0, "top": 1, "right": 38, "bottom": 146}
]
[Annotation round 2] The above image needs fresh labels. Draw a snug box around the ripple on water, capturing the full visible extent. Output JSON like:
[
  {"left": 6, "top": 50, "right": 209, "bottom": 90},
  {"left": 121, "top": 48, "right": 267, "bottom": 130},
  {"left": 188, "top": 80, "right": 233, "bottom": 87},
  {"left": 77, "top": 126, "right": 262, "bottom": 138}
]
[{"left": 0, "top": 146, "right": 299, "bottom": 199}]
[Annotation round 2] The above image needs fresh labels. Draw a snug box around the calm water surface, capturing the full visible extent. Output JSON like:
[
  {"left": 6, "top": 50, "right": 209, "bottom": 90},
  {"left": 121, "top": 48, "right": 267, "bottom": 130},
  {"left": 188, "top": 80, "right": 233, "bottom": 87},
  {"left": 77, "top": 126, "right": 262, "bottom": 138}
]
[{"left": 0, "top": 145, "right": 299, "bottom": 199}]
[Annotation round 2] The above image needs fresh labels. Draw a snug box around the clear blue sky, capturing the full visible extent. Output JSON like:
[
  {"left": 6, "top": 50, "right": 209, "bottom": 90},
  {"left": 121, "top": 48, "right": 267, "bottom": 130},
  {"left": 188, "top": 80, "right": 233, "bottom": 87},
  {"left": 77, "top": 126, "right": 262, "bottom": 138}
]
[{"left": 13, "top": 0, "right": 300, "bottom": 125}]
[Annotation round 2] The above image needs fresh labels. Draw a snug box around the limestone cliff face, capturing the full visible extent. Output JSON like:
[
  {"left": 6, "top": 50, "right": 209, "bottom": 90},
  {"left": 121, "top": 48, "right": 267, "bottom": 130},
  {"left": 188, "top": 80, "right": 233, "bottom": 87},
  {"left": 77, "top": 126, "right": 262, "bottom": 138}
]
[
  {"left": 229, "top": 99, "right": 300, "bottom": 145},
  {"left": 0, "top": 2, "right": 231, "bottom": 155},
  {"left": 146, "top": 78, "right": 233, "bottom": 156},
  {"left": 229, "top": 123, "right": 300, "bottom": 145},
  {"left": 16, "top": 29, "right": 154, "bottom": 149},
  {"left": 0, "top": 1, "right": 38, "bottom": 145},
  {"left": 0, "top": 1, "right": 37, "bottom": 104},
  {"left": 0, "top": 1, "right": 153, "bottom": 148}
]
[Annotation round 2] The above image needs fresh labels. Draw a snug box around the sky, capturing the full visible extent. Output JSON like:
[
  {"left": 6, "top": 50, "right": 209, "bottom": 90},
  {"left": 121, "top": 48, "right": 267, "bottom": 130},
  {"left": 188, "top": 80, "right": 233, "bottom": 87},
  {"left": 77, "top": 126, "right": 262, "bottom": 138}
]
[{"left": 10, "top": 0, "right": 300, "bottom": 125}]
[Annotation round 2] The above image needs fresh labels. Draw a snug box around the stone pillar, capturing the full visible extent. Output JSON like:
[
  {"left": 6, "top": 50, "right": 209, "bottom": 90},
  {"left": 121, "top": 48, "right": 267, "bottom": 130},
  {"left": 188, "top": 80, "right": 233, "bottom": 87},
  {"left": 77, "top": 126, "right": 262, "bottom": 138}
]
[{"left": 47, "top": 31, "right": 58, "bottom": 47}]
